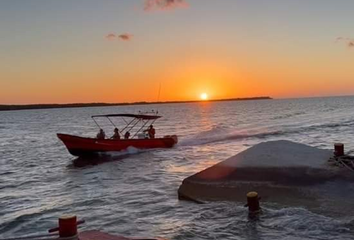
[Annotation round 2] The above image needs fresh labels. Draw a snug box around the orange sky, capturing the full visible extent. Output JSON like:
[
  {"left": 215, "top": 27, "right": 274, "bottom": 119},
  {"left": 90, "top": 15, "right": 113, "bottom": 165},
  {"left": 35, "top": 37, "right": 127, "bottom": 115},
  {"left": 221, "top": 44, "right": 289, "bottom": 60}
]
[{"left": 0, "top": 0, "right": 353, "bottom": 104}]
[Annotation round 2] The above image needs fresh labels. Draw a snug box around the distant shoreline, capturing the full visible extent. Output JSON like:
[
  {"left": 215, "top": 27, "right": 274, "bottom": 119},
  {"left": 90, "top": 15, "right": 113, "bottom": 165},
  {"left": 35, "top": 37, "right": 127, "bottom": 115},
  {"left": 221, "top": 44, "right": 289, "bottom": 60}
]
[{"left": 0, "top": 97, "right": 272, "bottom": 112}]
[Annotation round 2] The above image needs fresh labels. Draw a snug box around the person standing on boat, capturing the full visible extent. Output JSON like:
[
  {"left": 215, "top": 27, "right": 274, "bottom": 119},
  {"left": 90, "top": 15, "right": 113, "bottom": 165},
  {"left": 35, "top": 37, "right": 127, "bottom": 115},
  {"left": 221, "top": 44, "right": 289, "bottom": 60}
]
[
  {"left": 148, "top": 125, "right": 155, "bottom": 139},
  {"left": 124, "top": 131, "right": 130, "bottom": 139},
  {"left": 111, "top": 128, "right": 120, "bottom": 140},
  {"left": 96, "top": 129, "right": 105, "bottom": 139}
]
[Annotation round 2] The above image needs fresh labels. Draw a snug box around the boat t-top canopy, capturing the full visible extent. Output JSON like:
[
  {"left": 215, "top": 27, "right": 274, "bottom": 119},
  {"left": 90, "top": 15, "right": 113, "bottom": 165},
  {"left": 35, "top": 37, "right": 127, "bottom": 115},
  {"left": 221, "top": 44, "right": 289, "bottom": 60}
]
[
  {"left": 91, "top": 114, "right": 161, "bottom": 120},
  {"left": 91, "top": 112, "right": 161, "bottom": 138}
]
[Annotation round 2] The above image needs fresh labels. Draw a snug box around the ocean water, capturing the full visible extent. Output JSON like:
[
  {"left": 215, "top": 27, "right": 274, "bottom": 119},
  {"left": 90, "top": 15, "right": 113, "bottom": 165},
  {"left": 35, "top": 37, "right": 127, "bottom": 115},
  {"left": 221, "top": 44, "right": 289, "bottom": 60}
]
[{"left": 1, "top": 96, "right": 354, "bottom": 240}]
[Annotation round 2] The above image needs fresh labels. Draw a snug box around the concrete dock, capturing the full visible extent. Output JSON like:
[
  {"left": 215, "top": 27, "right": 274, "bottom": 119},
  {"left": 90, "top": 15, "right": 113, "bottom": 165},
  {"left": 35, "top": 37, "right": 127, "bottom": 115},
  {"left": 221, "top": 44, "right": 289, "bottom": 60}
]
[{"left": 178, "top": 140, "right": 354, "bottom": 213}]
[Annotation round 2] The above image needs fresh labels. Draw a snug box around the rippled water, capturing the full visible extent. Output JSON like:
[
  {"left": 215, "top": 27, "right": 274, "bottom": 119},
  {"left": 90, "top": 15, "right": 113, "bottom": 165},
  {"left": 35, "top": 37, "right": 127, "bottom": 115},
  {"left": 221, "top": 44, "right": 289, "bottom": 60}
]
[{"left": 1, "top": 96, "right": 354, "bottom": 240}]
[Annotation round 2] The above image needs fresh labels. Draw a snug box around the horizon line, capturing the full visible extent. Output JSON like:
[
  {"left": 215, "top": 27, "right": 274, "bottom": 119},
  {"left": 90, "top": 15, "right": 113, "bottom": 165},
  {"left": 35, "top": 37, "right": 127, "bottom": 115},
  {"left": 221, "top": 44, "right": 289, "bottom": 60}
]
[{"left": 0, "top": 97, "right": 272, "bottom": 112}]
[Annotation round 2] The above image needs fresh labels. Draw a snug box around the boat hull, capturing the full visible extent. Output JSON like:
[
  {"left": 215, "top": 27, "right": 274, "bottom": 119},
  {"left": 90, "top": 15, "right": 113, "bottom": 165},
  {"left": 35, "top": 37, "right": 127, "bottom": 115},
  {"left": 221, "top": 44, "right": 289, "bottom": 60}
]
[{"left": 57, "top": 133, "right": 178, "bottom": 157}]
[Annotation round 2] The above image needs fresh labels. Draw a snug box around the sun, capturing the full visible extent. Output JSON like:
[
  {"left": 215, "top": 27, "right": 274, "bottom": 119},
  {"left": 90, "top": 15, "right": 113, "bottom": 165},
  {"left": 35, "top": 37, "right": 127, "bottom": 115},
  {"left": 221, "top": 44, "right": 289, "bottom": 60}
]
[{"left": 200, "top": 93, "right": 208, "bottom": 100}]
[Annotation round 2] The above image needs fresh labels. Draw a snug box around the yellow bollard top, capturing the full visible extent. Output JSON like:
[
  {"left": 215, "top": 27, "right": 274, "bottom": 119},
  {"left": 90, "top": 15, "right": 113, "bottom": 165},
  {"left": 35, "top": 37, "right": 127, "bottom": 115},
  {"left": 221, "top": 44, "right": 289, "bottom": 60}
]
[
  {"left": 247, "top": 192, "right": 258, "bottom": 198},
  {"left": 60, "top": 215, "right": 77, "bottom": 220}
]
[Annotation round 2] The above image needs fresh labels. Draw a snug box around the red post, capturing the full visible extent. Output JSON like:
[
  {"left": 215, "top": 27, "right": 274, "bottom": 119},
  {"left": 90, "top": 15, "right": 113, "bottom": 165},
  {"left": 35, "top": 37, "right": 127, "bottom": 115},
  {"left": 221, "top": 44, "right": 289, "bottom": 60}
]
[
  {"left": 59, "top": 215, "right": 78, "bottom": 238},
  {"left": 334, "top": 143, "right": 344, "bottom": 157}
]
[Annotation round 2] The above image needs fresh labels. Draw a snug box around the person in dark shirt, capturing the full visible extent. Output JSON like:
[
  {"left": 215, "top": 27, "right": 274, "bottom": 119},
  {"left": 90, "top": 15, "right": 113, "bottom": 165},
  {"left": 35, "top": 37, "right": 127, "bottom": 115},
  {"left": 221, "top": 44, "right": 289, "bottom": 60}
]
[
  {"left": 96, "top": 129, "right": 105, "bottom": 139},
  {"left": 124, "top": 131, "right": 130, "bottom": 139},
  {"left": 111, "top": 128, "right": 120, "bottom": 140},
  {"left": 147, "top": 125, "right": 155, "bottom": 139}
]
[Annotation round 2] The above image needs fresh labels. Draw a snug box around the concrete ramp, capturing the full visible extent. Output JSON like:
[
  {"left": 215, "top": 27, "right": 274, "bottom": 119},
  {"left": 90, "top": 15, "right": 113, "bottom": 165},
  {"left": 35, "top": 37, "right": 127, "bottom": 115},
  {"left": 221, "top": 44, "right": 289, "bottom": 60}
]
[{"left": 178, "top": 140, "right": 354, "bottom": 216}]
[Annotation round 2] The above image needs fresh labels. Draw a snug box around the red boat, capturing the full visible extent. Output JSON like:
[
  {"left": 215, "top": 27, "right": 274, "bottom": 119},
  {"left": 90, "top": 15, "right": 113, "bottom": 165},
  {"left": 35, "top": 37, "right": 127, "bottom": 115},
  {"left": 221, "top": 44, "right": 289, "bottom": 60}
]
[{"left": 57, "top": 113, "right": 178, "bottom": 157}]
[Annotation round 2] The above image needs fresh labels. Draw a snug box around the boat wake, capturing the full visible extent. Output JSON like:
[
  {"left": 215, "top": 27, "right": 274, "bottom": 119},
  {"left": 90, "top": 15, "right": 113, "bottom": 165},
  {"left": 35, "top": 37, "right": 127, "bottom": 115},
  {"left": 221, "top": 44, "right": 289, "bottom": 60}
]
[
  {"left": 70, "top": 147, "right": 145, "bottom": 167},
  {"left": 179, "top": 119, "right": 354, "bottom": 147},
  {"left": 107, "top": 146, "right": 142, "bottom": 156},
  {"left": 179, "top": 126, "right": 283, "bottom": 146}
]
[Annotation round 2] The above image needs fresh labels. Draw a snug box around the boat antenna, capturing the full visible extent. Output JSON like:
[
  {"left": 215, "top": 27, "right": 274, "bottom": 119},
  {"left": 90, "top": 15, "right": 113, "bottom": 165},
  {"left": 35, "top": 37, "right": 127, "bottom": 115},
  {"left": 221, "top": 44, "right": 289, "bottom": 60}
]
[
  {"left": 155, "top": 83, "right": 161, "bottom": 115},
  {"left": 157, "top": 83, "right": 161, "bottom": 103}
]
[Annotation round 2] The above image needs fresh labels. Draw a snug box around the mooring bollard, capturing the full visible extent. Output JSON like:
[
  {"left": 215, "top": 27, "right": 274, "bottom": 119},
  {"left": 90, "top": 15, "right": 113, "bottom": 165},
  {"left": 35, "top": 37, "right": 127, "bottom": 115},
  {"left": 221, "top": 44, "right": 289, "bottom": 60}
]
[
  {"left": 246, "top": 191, "right": 261, "bottom": 213},
  {"left": 334, "top": 143, "right": 344, "bottom": 157},
  {"left": 48, "top": 215, "right": 85, "bottom": 238},
  {"left": 58, "top": 215, "right": 78, "bottom": 238}
]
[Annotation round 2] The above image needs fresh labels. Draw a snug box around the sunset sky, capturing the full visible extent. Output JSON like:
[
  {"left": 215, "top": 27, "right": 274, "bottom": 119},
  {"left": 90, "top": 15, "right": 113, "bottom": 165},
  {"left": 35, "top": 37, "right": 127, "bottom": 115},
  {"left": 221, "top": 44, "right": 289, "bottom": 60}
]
[{"left": 0, "top": 0, "right": 353, "bottom": 104}]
